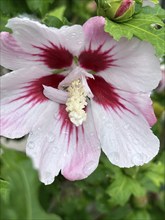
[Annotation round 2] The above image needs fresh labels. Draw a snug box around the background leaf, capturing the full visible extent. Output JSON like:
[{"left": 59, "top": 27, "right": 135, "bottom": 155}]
[
  {"left": 105, "top": 10, "right": 165, "bottom": 57},
  {"left": 26, "top": 0, "right": 54, "bottom": 17},
  {"left": 106, "top": 171, "right": 146, "bottom": 206},
  {"left": 0, "top": 148, "right": 61, "bottom": 220},
  {"left": 0, "top": 179, "right": 10, "bottom": 203}
]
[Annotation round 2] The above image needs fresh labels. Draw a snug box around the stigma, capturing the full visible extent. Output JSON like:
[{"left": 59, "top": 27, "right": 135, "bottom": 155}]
[{"left": 66, "top": 79, "right": 88, "bottom": 126}]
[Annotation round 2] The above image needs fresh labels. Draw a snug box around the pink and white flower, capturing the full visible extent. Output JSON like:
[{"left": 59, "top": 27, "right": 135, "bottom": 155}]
[{"left": 0, "top": 16, "right": 161, "bottom": 185}]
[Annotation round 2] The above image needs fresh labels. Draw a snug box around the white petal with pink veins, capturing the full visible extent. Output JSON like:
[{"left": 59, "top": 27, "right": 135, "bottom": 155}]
[
  {"left": 26, "top": 104, "right": 101, "bottom": 184},
  {"left": 6, "top": 18, "right": 74, "bottom": 70},
  {"left": 60, "top": 25, "right": 85, "bottom": 56},
  {"left": 26, "top": 103, "right": 63, "bottom": 184},
  {"left": 91, "top": 100, "right": 159, "bottom": 168},
  {"left": 61, "top": 105, "right": 101, "bottom": 180},
  {"left": 7, "top": 17, "right": 61, "bottom": 53},
  {"left": 0, "top": 66, "right": 59, "bottom": 138},
  {"left": 82, "top": 17, "right": 161, "bottom": 93},
  {"left": 99, "top": 38, "right": 161, "bottom": 92},
  {"left": 0, "top": 32, "right": 34, "bottom": 70},
  {"left": 6, "top": 17, "right": 84, "bottom": 65},
  {"left": 118, "top": 90, "right": 157, "bottom": 126}
]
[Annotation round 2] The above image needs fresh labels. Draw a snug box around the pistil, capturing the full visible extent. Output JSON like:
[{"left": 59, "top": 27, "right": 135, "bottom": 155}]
[{"left": 66, "top": 79, "right": 88, "bottom": 126}]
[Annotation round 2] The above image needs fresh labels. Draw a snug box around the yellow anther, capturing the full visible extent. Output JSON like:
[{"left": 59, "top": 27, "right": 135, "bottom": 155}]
[{"left": 66, "top": 79, "right": 87, "bottom": 126}]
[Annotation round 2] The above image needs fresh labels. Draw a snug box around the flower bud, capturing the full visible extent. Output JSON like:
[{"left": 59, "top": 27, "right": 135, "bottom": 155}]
[{"left": 97, "top": 0, "right": 135, "bottom": 22}]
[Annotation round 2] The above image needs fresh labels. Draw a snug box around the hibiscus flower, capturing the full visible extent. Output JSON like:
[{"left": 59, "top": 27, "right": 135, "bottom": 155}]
[{"left": 0, "top": 16, "right": 161, "bottom": 185}]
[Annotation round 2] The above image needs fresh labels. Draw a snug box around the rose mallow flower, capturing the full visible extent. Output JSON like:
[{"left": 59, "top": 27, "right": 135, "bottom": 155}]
[{"left": 0, "top": 16, "right": 161, "bottom": 185}]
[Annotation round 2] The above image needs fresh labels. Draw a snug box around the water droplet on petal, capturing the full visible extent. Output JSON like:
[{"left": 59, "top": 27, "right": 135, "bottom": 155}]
[
  {"left": 90, "top": 132, "right": 94, "bottom": 137},
  {"left": 29, "top": 131, "right": 33, "bottom": 136},
  {"left": 27, "top": 141, "right": 35, "bottom": 149},
  {"left": 124, "top": 124, "right": 130, "bottom": 129},
  {"left": 54, "top": 113, "right": 59, "bottom": 120},
  {"left": 62, "top": 131, "right": 68, "bottom": 135},
  {"left": 37, "top": 127, "right": 41, "bottom": 131},
  {"left": 44, "top": 172, "right": 54, "bottom": 185},
  {"left": 109, "top": 152, "right": 120, "bottom": 163},
  {"left": 52, "top": 146, "right": 58, "bottom": 154},
  {"left": 132, "top": 153, "right": 144, "bottom": 165},
  {"left": 83, "top": 161, "right": 96, "bottom": 175},
  {"left": 102, "top": 116, "right": 106, "bottom": 121},
  {"left": 72, "top": 32, "right": 76, "bottom": 37},
  {"left": 35, "top": 127, "right": 42, "bottom": 135},
  {"left": 133, "top": 138, "right": 139, "bottom": 145},
  {"left": 107, "top": 123, "right": 112, "bottom": 129},
  {"left": 47, "top": 133, "right": 55, "bottom": 143}
]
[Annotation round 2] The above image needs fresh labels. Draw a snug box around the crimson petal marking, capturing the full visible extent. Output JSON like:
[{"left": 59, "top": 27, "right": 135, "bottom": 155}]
[
  {"left": 88, "top": 76, "right": 126, "bottom": 110},
  {"left": 61, "top": 106, "right": 101, "bottom": 181},
  {"left": 58, "top": 105, "right": 81, "bottom": 148},
  {"left": 26, "top": 103, "right": 100, "bottom": 184},
  {"left": 79, "top": 43, "right": 117, "bottom": 72},
  {"left": 33, "top": 42, "right": 73, "bottom": 69},
  {"left": 9, "top": 74, "right": 65, "bottom": 107},
  {"left": 1, "top": 73, "right": 65, "bottom": 138}
]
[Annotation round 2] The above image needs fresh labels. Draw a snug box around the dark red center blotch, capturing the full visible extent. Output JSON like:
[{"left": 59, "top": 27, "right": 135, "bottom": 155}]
[
  {"left": 11, "top": 74, "right": 65, "bottom": 107},
  {"left": 79, "top": 44, "right": 117, "bottom": 72},
  {"left": 88, "top": 76, "right": 125, "bottom": 109},
  {"left": 33, "top": 42, "right": 73, "bottom": 69}
]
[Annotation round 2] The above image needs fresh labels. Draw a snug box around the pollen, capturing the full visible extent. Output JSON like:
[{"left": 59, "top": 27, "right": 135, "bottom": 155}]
[{"left": 66, "top": 79, "right": 88, "bottom": 126}]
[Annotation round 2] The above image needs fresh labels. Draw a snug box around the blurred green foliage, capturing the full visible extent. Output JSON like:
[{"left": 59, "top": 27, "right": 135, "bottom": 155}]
[
  {"left": 0, "top": 0, "right": 165, "bottom": 220},
  {"left": 0, "top": 148, "right": 164, "bottom": 220}
]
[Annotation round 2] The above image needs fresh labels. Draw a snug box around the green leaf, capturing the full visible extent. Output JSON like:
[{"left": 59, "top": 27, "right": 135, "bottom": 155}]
[
  {"left": 107, "top": 171, "right": 146, "bottom": 206},
  {"left": 0, "top": 179, "right": 10, "bottom": 203},
  {"left": 0, "top": 14, "right": 11, "bottom": 32},
  {"left": 141, "top": 5, "right": 165, "bottom": 19},
  {"left": 47, "top": 5, "right": 66, "bottom": 20},
  {"left": 26, "top": 0, "right": 54, "bottom": 17},
  {"left": 42, "top": 15, "right": 63, "bottom": 28},
  {"left": 42, "top": 5, "right": 67, "bottom": 28},
  {"left": 150, "top": 0, "right": 159, "bottom": 4},
  {"left": 126, "top": 210, "right": 151, "bottom": 220},
  {"left": 0, "top": 0, "right": 28, "bottom": 16},
  {"left": 145, "top": 162, "right": 164, "bottom": 186},
  {"left": 105, "top": 12, "right": 165, "bottom": 57},
  {"left": 0, "top": 148, "right": 61, "bottom": 220}
]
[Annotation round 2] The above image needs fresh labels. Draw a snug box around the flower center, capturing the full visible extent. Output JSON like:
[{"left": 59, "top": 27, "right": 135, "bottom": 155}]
[{"left": 66, "top": 79, "right": 88, "bottom": 126}]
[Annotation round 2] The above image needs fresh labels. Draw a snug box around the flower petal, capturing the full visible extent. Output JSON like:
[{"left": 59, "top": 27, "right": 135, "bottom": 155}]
[
  {"left": 26, "top": 104, "right": 101, "bottom": 184},
  {"left": 6, "top": 17, "right": 84, "bottom": 69},
  {"left": 6, "top": 17, "right": 62, "bottom": 53},
  {"left": 61, "top": 105, "right": 101, "bottom": 181},
  {"left": 43, "top": 85, "right": 68, "bottom": 104},
  {"left": 26, "top": 103, "right": 63, "bottom": 185},
  {"left": 0, "top": 67, "right": 64, "bottom": 138},
  {"left": 118, "top": 91, "right": 157, "bottom": 126},
  {"left": 60, "top": 25, "right": 85, "bottom": 56},
  {"left": 79, "top": 16, "right": 117, "bottom": 72},
  {"left": 88, "top": 76, "right": 156, "bottom": 126},
  {"left": 0, "top": 32, "right": 33, "bottom": 70},
  {"left": 99, "top": 38, "right": 161, "bottom": 93},
  {"left": 81, "top": 16, "right": 161, "bottom": 92},
  {"left": 91, "top": 101, "right": 159, "bottom": 168}
]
